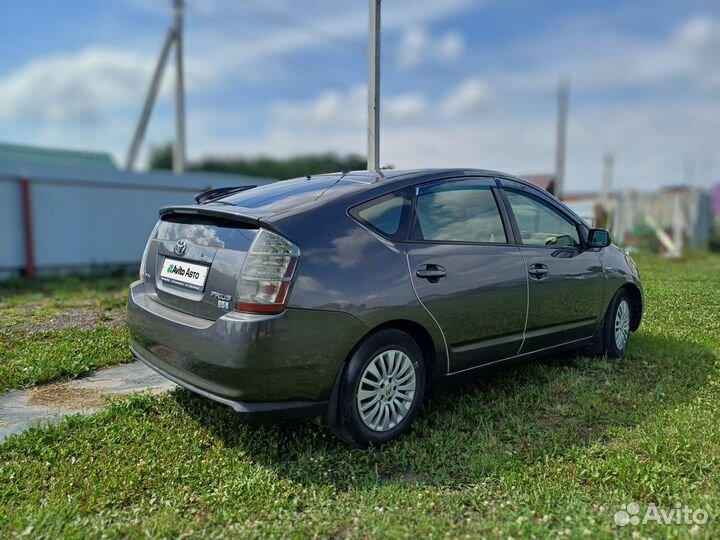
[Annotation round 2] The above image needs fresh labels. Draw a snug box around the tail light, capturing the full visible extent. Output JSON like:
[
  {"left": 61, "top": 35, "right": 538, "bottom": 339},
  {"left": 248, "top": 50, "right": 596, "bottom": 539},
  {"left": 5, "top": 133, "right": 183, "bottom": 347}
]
[
  {"left": 234, "top": 229, "right": 300, "bottom": 314},
  {"left": 139, "top": 221, "right": 160, "bottom": 282}
]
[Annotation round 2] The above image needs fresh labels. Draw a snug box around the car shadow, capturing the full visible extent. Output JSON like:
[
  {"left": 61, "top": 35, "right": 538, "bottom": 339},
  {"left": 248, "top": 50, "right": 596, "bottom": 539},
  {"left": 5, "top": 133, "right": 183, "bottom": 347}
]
[{"left": 172, "top": 332, "right": 715, "bottom": 491}]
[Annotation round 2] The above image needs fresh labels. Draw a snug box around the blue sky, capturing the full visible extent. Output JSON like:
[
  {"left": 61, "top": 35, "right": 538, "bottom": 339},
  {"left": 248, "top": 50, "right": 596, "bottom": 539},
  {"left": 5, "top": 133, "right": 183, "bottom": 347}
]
[{"left": 0, "top": 0, "right": 718, "bottom": 191}]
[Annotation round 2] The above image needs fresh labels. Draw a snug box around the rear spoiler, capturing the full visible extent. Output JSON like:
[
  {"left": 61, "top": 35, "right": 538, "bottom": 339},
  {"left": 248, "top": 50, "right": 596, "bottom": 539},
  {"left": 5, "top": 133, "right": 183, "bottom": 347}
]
[
  {"left": 194, "top": 185, "right": 256, "bottom": 204},
  {"left": 158, "top": 204, "right": 264, "bottom": 227}
]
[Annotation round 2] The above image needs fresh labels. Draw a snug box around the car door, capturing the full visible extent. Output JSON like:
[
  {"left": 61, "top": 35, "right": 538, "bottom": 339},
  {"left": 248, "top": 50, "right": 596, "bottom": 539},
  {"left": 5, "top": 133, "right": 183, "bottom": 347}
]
[
  {"left": 498, "top": 179, "right": 604, "bottom": 352},
  {"left": 405, "top": 176, "right": 528, "bottom": 373}
]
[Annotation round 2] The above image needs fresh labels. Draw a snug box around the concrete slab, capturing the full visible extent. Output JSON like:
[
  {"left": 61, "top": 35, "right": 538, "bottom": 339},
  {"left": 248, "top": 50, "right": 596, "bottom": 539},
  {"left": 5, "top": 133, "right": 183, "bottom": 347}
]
[{"left": 0, "top": 361, "right": 176, "bottom": 443}]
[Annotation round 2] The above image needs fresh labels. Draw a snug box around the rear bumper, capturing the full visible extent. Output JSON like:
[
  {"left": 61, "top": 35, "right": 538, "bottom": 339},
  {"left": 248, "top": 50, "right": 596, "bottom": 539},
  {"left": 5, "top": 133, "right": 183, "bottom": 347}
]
[
  {"left": 126, "top": 280, "right": 367, "bottom": 415},
  {"left": 132, "top": 348, "right": 328, "bottom": 420}
]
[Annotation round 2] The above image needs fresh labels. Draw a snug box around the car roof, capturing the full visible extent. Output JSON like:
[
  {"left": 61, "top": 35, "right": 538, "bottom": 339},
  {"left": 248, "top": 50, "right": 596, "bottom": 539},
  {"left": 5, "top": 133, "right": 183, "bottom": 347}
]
[{"left": 215, "top": 168, "right": 536, "bottom": 220}]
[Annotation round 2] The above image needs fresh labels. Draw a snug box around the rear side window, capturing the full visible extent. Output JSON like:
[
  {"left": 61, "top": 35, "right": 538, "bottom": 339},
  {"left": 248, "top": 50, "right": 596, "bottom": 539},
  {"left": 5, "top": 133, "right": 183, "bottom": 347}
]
[
  {"left": 410, "top": 183, "right": 507, "bottom": 244},
  {"left": 351, "top": 190, "right": 410, "bottom": 240}
]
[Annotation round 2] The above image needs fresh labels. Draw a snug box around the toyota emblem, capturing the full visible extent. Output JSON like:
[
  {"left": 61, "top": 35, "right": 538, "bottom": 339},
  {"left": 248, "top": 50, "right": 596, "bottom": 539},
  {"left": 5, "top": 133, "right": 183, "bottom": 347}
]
[{"left": 174, "top": 239, "right": 187, "bottom": 256}]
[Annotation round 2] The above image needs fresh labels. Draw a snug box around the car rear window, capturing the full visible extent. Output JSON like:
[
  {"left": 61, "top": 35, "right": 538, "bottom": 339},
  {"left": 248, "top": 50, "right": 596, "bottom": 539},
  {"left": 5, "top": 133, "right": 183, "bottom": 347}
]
[
  {"left": 220, "top": 175, "right": 362, "bottom": 214},
  {"left": 156, "top": 215, "right": 257, "bottom": 251}
]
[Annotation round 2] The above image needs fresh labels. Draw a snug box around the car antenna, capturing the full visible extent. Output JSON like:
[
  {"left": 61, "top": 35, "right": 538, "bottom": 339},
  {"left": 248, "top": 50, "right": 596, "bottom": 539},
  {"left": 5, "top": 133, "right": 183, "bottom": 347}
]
[{"left": 314, "top": 171, "right": 346, "bottom": 201}]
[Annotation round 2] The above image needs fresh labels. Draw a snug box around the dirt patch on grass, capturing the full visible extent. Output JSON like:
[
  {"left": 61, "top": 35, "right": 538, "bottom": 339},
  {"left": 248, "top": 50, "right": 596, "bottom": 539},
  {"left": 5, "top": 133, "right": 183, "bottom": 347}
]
[
  {"left": 28, "top": 383, "right": 108, "bottom": 410},
  {"left": 4, "top": 307, "right": 126, "bottom": 333},
  {"left": 98, "top": 309, "right": 127, "bottom": 330}
]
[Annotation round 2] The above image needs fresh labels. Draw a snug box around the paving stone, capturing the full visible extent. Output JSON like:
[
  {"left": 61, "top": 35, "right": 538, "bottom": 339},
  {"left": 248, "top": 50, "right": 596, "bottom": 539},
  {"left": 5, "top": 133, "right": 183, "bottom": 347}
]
[{"left": 0, "top": 361, "right": 175, "bottom": 443}]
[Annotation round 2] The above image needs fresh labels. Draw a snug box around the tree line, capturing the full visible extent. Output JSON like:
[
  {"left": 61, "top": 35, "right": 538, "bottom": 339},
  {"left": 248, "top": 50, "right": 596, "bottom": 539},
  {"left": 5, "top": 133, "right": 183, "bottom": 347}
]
[{"left": 149, "top": 144, "right": 369, "bottom": 180}]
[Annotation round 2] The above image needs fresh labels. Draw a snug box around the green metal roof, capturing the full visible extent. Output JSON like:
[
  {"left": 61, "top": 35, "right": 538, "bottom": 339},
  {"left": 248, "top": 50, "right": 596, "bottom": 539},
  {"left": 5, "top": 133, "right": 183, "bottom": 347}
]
[{"left": 0, "top": 143, "right": 117, "bottom": 169}]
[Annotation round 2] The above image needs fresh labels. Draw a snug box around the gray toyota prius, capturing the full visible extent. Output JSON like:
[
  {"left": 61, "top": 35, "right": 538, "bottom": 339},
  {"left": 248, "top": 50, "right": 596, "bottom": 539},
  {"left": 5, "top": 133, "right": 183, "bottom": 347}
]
[{"left": 127, "top": 168, "right": 643, "bottom": 446}]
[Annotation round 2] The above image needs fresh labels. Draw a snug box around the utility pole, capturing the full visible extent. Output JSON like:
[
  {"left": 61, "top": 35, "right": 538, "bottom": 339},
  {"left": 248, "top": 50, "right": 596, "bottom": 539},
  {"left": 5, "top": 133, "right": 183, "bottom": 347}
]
[
  {"left": 367, "top": 0, "right": 381, "bottom": 172},
  {"left": 126, "top": 0, "right": 186, "bottom": 173},
  {"left": 601, "top": 152, "right": 614, "bottom": 206},
  {"left": 601, "top": 152, "right": 614, "bottom": 229},
  {"left": 173, "top": 0, "right": 186, "bottom": 174},
  {"left": 554, "top": 78, "right": 570, "bottom": 199}
]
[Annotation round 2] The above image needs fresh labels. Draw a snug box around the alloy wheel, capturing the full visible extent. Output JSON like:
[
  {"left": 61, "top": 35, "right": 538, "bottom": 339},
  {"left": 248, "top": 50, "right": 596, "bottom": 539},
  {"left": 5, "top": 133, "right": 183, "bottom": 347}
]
[
  {"left": 614, "top": 299, "right": 630, "bottom": 350},
  {"left": 356, "top": 349, "right": 416, "bottom": 432}
]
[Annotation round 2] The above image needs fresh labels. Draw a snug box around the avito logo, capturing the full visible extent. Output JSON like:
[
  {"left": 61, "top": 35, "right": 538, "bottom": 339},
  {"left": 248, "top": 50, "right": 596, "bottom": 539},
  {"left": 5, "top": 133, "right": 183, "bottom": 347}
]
[{"left": 166, "top": 264, "right": 200, "bottom": 280}]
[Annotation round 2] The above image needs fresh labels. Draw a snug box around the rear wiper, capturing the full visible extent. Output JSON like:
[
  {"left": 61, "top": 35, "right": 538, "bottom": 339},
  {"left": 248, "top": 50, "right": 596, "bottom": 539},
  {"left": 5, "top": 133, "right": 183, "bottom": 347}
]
[{"left": 194, "top": 185, "right": 257, "bottom": 205}]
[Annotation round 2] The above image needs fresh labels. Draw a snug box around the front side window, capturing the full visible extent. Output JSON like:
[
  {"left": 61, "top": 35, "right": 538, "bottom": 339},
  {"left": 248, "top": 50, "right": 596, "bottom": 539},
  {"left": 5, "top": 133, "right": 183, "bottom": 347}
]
[
  {"left": 410, "top": 182, "right": 507, "bottom": 243},
  {"left": 505, "top": 190, "right": 580, "bottom": 247}
]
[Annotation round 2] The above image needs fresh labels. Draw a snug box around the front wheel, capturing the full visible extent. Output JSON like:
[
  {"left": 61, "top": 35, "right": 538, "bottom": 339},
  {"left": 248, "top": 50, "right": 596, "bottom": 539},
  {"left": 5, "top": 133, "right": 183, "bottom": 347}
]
[
  {"left": 335, "top": 329, "right": 426, "bottom": 448},
  {"left": 601, "top": 289, "right": 632, "bottom": 357}
]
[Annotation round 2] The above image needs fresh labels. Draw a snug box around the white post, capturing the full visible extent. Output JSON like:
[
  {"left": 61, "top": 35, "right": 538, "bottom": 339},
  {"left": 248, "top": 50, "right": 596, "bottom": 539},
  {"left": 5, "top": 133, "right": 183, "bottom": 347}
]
[
  {"left": 601, "top": 152, "right": 614, "bottom": 228},
  {"left": 601, "top": 153, "right": 614, "bottom": 204},
  {"left": 671, "top": 192, "right": 685, "bottom": 256},
  {"left": 173, "top": 0, "right": 186, "bottom": 174},
  {"left": 554, "top": 78, "right": 570, "bottom": 199},
  {"left": 367, "top": 0, "right": 381, "bottom": 172}
]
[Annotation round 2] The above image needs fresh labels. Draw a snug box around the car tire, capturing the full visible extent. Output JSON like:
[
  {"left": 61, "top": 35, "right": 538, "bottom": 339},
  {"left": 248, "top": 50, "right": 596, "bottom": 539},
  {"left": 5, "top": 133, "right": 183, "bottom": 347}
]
[
  {"left": 600, "top": 288, "right": 632, "bottom": 358},
  {"left": 334, "top": 329, "right": 426, "bottom": 448}
]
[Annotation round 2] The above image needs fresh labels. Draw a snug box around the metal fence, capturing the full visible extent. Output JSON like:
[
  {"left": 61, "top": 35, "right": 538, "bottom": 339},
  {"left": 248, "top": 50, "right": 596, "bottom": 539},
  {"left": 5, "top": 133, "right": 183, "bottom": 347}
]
[{"left": 0, "top": 161, "right": 273, "bottom": 278}]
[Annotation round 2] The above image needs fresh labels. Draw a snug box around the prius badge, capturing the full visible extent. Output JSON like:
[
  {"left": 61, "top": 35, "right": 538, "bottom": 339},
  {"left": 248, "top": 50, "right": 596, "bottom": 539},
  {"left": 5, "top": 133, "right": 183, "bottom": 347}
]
[{"left": 211, "top": 291, "right": 232, "bottom": 310}]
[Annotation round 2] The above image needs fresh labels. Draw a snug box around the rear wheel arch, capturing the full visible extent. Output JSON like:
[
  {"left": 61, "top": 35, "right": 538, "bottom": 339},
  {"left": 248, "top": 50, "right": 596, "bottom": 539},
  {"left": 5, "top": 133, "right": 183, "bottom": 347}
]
[
  {"left": 323, "top": 319, "right": 438, "bottom": 429},
  {"left": 333, "top": 325, "right": 427, "bottom": 446},
  {"left": 363, "top": 320, "right": 439, "bottom": 385}
]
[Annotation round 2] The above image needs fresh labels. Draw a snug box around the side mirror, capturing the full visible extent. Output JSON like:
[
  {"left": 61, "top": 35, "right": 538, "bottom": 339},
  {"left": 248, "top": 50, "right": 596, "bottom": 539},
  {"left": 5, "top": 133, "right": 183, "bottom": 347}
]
[{"left": 588, "top": 228, "right": 611, "bottom": 248}]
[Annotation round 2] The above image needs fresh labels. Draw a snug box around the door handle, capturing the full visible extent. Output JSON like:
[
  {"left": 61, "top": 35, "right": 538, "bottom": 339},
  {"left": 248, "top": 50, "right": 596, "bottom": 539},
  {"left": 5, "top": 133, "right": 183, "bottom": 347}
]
[
  {"left": 528, "top": 263, "right": 549, "bottom": 279},
  {"left": 416, "top": 264, "right": 447, "bottom": 281}
]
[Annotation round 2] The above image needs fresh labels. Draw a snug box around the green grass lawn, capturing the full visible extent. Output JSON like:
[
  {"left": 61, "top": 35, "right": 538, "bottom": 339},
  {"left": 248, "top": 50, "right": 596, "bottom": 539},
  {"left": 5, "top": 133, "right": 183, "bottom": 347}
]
[
  {"left": 0, "top": 274, "right": 134, "bottom": 392},
  {"left": 1, "top": 255, "right": 719, "bottom": 538}
]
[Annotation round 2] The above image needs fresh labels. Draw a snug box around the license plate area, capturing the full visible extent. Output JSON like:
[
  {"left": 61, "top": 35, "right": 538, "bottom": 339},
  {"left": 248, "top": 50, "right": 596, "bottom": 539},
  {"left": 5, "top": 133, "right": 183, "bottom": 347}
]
[{"left": 160, "top": 257, "right": 210, "bottom": 291}]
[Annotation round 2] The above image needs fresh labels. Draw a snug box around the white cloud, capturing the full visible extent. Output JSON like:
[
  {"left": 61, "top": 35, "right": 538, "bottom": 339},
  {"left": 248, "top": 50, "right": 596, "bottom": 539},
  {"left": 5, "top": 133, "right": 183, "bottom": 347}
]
[
  {"left": 186, "top": 0, "right": 474, "bottom": 80},
  {"left": 273, "top": 84, "right": 432, "bottom": 128},
  {"left": 188, "top": 88, "right": 719, "bottom": 190},
  {"left": 3, "top": 3, "right": 718, "bottom": 191},
  {"left": 440, "top": 78, "right": 492, "bottom": 116},
  {"left": 386, "top": 93, "right": 429, "bottom": 121},
  {"left": 273, "top": 86, "right": 365, "bottom": 127},
  {"left": 437, "top": 31, "right": 464, "bottom": 62},
  {"left": 0, "top": 0, "right": 475, "bottom": 126},
  {"left": 397, "top": 28, "right": 465, "bottom": 69},
  {"left": 0, "top": 48, "right": 152, "bottom": 123},
  {"left": 674, "top": 15, "right": 719, "bottom": 51},
  {"left": 397, "top": 29, "right": 427, "bottom": 69},
  {"left": 0, "top": 46, "right": 215, "bottom": 124},
  {"left": 272, "top": 77, "right": 491, "bottom": 131},
  {"left": 497, "top": 14, "right": 720, "bottom": 94}
]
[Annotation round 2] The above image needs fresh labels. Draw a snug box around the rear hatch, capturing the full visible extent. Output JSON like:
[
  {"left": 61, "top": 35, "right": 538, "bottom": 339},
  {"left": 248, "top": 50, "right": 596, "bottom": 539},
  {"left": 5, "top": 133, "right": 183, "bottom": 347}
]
[
  {"left": 141, "top": 174, "right": 369, "bottom": 319},
  {"left": 144, "top": 211, "right": 259, "bottom": 320}
]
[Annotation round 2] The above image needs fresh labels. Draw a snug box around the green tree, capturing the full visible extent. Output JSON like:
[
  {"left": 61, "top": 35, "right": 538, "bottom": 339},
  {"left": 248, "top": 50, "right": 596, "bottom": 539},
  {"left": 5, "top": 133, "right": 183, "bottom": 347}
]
[{"left": 149, "top": 144, "right": 368, "bottom": 180}]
